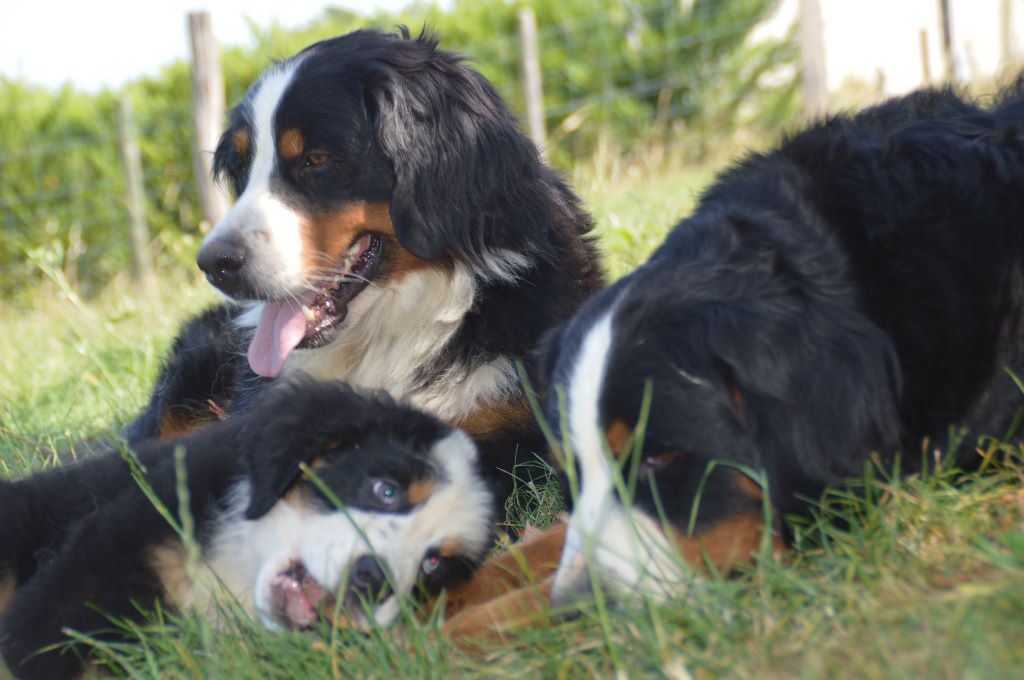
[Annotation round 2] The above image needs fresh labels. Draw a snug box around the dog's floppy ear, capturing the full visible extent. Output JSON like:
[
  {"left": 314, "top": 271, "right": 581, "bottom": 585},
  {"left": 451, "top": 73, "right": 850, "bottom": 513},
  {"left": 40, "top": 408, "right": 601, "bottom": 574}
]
[
  {"left": 362, "top": 28, "right": 549, "bottom": 264},
  {"left": 702, "top": 298, "right": 902, "bottom": 496},
  {"left": 238, "top": 419, "right": 313, "bottom": 520},
  {"left": 237, "top": 379, "right": 371, "bottom": 519}
]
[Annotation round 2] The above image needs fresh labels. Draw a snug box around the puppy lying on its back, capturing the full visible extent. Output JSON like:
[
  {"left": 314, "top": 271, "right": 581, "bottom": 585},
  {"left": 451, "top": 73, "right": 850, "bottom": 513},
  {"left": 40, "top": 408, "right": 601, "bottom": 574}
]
[{"left": 0, "top": 379, "right": 493, "bottom": 680}]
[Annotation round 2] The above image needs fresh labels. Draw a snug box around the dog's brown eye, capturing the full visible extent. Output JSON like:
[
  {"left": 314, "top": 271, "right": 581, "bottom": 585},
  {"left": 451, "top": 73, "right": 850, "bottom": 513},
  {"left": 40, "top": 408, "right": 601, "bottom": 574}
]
[
  {"left": 373, "top": 479, "right": 398, "bottom": 505},
  {"left": 304, "top": 152, "right": 330, "bottom": 168},
  {"left": 640, "top": 451, "right": 683, "bottom": 477}
]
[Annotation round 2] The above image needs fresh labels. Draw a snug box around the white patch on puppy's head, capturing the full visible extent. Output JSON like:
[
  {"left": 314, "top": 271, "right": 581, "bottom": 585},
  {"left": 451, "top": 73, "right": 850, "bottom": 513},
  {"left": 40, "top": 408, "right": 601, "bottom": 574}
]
[
  {"left": 551, "top": 311, "right": 688, "bottom": 606},
  {"left": 234, "top": 429, "right": 493, "bottom": 630}
]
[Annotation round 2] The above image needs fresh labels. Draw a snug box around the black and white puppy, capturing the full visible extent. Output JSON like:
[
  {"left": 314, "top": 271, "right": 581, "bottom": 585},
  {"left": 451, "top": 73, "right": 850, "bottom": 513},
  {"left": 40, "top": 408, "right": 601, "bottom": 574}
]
[
  {"left": 538, "top": 83, "right": 1024, "bottom": 604},
  {"left": 0, "top": 380, "right": 491, "bottom": 680},
  {"left": 127, "top": 28, "right": 603, "bottom": 507}
]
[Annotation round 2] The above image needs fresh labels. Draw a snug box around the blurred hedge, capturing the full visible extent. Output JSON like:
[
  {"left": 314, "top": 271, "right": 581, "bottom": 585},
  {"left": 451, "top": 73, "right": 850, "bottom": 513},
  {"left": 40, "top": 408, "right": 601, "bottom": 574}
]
[{"left": 0, "top": 0, "right": 796, "bottom": 298}]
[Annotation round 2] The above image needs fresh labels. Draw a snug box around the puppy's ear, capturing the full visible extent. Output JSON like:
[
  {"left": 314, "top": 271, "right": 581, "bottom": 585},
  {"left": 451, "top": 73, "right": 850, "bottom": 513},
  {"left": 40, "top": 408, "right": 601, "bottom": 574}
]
[
  {"left": 237, "top": 379, "right": 370, "bottom": 519},
  {"left": 705, "top": 300, "right": 901, "bottom": 492},
  {"left": 238, "top": 420, "right": 309, "bottom": 520},
  {"left": 363, "top": 29, "right": 548, "bottom": 264}
]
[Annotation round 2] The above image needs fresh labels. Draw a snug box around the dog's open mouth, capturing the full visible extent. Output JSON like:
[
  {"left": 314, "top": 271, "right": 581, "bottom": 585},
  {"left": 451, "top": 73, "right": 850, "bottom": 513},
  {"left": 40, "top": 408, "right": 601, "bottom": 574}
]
[
  {"left": 269, "top": 561, "right": 336, "bottom": 630},
  {"left": 269, "top": 560, "right": 391, "bottom": 631},
  {"left": 247, "top": 233, "right": 383, "bottom": 378}
]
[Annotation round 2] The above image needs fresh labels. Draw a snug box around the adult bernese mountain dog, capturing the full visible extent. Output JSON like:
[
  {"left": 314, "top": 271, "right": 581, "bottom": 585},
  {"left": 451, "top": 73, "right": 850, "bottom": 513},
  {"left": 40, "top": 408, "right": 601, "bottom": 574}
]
[
  {"left": 0, "top": 380, "right": 493, "bottom": 680},
  {"left": 126, "top": 28, "right": 603, "bottom": 509},
  {"left": 528, "top": 82, "right": 1024, "bottom": 606}
]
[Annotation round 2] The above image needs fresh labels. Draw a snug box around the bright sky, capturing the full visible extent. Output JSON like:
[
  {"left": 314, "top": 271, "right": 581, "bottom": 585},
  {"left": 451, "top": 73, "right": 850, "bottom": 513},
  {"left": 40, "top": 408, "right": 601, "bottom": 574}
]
[
  {"left": 2, "top": 0, "right": 1021, "bottom": 94},
  {"left": 0, "top": 1, "right": 409, "bottom": 91},
  {"left": 762, "top": 0, "right": 1024, "bottom": 94}
]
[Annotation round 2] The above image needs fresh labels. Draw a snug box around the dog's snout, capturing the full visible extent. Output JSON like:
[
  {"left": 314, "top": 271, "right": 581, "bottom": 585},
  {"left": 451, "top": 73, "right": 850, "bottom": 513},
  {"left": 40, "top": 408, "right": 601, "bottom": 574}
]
[
  {"left": 196, "top": 238, "right": 248, "bottom": 296},
  {"left": 350, "top": 554, "right": 390, "bottom": 600}
]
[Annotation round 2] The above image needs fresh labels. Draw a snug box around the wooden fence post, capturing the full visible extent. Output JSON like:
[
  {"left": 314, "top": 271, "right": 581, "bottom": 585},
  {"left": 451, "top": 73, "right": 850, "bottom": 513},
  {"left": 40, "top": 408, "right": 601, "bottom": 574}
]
[
  {"left": 1001, "top": 0, "right": 1014, "bottom": 66},
  {"left": 937, "top": 0, "right": 955, "bottom": 81},
  {"left": 798, "top": 0, "right": 828, "bottom": 119},
  {"left": 920, "top": 29, "right": 932, "bottom": 86},
  {"left": 117, "top": 95, "right": 155, "bottom": 287},
  {"left": 188, "top": 11, "right": 229, "bottom": 233},
  {"left": 517, "top": 7, "right": 547, "bottom": 161}
]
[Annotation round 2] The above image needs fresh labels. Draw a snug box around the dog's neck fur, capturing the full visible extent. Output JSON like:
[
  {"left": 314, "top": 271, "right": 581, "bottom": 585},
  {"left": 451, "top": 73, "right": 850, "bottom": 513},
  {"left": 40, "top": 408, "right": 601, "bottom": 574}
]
[{"left": 275, "top": 263, "right": 519, "bottom": 423}]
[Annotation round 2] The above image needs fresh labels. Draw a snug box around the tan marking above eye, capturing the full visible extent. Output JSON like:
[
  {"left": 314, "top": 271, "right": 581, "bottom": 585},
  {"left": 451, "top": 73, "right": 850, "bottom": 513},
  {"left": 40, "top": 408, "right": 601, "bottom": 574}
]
[
  {"left": 232, "top": 128, "right": 249, "bottom": 156},
  {"left": 438, "top": 537, "right": 463, "bottom": 558},
  {"left": 279, "top": 128, "right": 304, "bottom": 159},
  {"left": 407, "top": 479, "right": 436, "bottom": 505},
  {"left": 605, "top": 420, "right": 633, "bottom": 456}
]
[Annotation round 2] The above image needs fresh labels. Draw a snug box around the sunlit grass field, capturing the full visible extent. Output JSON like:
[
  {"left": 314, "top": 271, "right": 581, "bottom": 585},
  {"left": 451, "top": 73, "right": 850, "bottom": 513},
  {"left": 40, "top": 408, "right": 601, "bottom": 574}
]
[{"left": 1, "top": 159, "right": 1023, "bottom": 679}]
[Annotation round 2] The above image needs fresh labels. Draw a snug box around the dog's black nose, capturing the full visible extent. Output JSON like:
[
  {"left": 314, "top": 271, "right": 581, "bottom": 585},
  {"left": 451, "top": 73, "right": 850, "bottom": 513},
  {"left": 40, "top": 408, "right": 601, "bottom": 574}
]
[
  {"left": 196, "top": 238, "right": 248, "bottom": 296},
  {"left": 350, "top": 554, "right": 390, "bottom": 601}
]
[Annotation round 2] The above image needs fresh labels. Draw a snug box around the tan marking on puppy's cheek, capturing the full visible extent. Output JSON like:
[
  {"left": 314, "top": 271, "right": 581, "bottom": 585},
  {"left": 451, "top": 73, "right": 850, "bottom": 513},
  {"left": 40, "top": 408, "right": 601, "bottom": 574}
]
[
  {"left": 605, "top": 420, "right": 632, "bottom": 456},
  {"left": 279, "top": 128, "right": 304, "bottom": 160},
  {"left": 673, "top": 512, "right": 787, "bottom": 573},
  {"left": 148, "top": 541, "right": 192, "bottom": 607},
  {"left": 407, "top": 479, "right": 436, "bottom": 505},
  {"left": 233, "top": 128, "right": 249, "bottom": 156},
  {"left": 282, "top": 484, "right": 317, "bottom": 509},
  {"left": 438, "top": 538, "right": 464, "bottom": 559},
  {"left": 733, "top": 472, "right": 764, "bottom": 502},
  {"left": 0, "top": 569, "right": 15, "bottom": 614}
]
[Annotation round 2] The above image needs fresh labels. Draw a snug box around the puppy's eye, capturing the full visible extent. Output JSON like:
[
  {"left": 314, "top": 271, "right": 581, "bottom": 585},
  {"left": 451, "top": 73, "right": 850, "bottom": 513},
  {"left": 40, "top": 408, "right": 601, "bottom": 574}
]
[
  {"left": 639, "top": 451, "right": 683, "bottom": 478},
  {"left": 421, "top": 552, "right": 442, "bottom": 575},
  {"left": 304, "top": 152, "right": 330, "bottom": 168},
  {"left": 372, "top": 479, "right": 398, "bottom": 505}
]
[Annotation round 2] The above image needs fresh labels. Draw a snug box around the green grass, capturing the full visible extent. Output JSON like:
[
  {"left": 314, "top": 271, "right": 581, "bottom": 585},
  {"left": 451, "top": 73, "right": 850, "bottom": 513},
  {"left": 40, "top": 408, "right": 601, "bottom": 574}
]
[{"left": 2, "top": 161, "right": 1024, "bottom": 678}]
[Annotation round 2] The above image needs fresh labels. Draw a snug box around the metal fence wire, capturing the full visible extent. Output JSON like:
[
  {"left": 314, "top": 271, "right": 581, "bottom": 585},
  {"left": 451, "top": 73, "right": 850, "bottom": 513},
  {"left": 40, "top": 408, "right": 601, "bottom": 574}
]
[{"left": 0, "top": 0, "right": 795, "bottom": 297}]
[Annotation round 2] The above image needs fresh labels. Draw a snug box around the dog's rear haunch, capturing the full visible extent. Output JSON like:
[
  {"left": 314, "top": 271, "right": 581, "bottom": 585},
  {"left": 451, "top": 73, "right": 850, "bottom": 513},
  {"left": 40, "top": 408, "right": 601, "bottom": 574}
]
[{"left": 0, "top": 379, "right": 492, "bottom": 680}]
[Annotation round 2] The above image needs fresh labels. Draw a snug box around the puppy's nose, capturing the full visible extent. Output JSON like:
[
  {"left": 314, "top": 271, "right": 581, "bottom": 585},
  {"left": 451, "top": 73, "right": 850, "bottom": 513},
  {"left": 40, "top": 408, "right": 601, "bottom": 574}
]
[
  {"left": 196, "top": 238, "right": 248, "bottom": 296},
  {"left": 350, "top": 554, "right": 390, "bottom": 601}
]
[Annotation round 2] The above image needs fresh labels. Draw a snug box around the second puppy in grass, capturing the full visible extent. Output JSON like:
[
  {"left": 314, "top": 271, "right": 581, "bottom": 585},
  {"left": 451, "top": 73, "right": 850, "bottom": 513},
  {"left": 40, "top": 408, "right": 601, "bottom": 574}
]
[
  {"left": 0, "top": 379, "right": 494, "bottom": 680},
  {"left": 442, "top": 81, "right": 1024, "bottom": 636},
  {"left": 538, "top": 81, "right": 1024, "bottom": 605}
]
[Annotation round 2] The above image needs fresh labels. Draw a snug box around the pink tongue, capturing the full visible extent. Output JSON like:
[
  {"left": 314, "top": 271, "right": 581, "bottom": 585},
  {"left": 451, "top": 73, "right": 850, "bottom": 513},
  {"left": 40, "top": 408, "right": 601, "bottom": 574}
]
[
  {"left": 270, "top": 573, "right": 318, "bottom": 629},
  {"left": 248, "top": 291, "right": 318, "bottom": 378}
]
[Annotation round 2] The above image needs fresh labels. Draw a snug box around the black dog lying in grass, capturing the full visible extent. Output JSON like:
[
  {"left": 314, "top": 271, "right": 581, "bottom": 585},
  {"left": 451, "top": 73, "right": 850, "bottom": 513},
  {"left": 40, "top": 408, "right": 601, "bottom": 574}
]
[
  {"left": 0, "top": 379, "right": 494, "bottom": 680},
  {"left": 530, "top": 81, "right": 1024, "bottom": 606}
]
